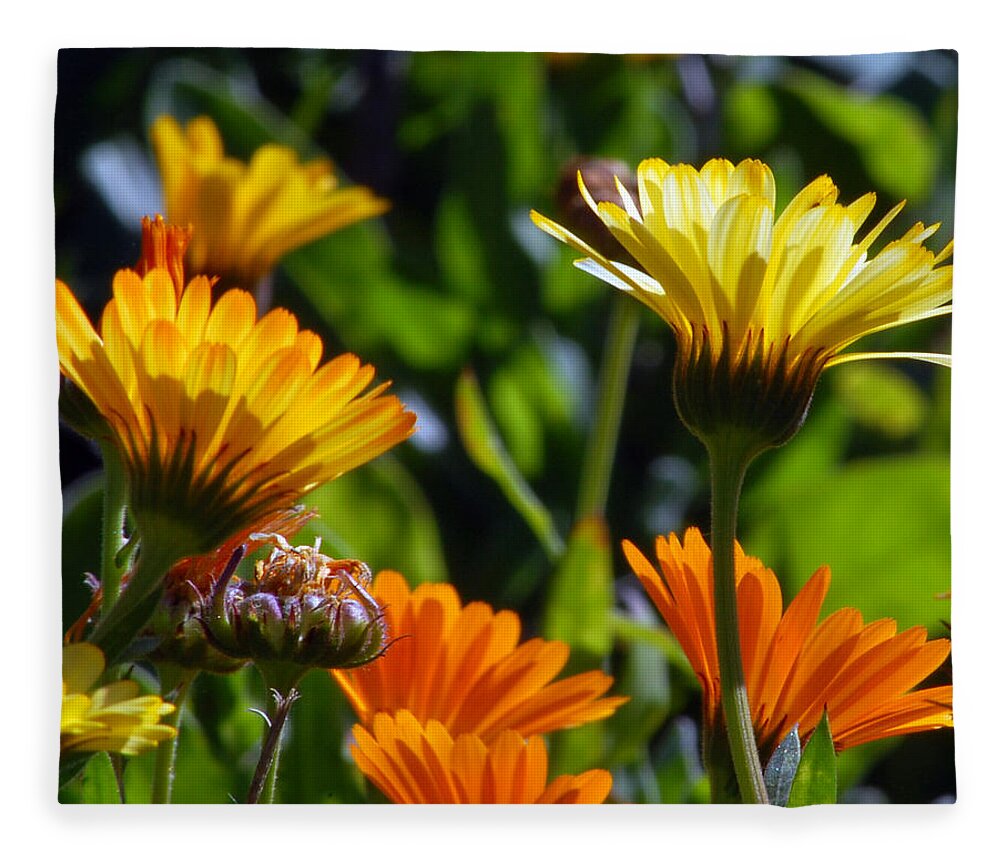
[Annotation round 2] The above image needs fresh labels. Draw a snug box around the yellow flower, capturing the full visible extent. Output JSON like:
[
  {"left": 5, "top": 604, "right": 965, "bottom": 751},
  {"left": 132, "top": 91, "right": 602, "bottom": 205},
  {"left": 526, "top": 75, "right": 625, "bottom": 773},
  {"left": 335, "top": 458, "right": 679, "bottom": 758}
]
[
  {"left": 532, "top": 159, "right": 952, "bottom": 447},
  {"left": 624, "top": 528, "right": 953, "bottom": 757},
  {"left": 151, "top": 115, "right": 389, "bottom": 287},
  {"left": 351, "top": 710, "right": 613, "bottom": 803},
  {"left": 61, "top": 643, "right": 177, "bottom": 756},
  {"left": 56, "top": 219, "right": 415, "bottom": 556},
  {"left": 331, "top": 571, "right": 628, "bottom": 743}
]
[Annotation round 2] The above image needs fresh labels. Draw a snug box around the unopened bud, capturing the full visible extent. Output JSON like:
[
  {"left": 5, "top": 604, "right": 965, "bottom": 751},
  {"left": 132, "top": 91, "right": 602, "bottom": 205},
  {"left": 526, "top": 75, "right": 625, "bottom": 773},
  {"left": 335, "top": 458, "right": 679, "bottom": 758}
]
[
  {"left": 136, "top": 215, "right": 192, "bottom": 301},
  {"left": 555, "top": 157, "right": 639, "bottom": 264}
]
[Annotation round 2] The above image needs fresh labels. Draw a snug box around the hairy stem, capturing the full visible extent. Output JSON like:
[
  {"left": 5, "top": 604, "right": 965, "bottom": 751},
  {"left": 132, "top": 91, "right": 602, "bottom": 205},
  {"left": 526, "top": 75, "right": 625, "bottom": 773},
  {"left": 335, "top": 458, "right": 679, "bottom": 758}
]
[
  {"left": 707, "top": 434, "right": 769, "bottom": 804},
  {"left": 150, "top": 668, "right": 197, "bottom": 804},
  {"left": 247, "top": 687, "right": 300, "bottom": 804}
]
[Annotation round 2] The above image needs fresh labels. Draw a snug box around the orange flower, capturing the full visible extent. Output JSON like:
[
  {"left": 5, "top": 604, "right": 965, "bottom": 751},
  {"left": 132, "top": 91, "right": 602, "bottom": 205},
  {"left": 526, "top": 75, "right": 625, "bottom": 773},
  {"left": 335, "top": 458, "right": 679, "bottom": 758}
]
[
  {"left": 623, "top": 528, "right": 952, "bottom": 755},
  {"left": 331, "top": 571, "right": 627, "bottom": 743},
  {"left": 351, "top": 710, "right": 612, "bottom": 803}
]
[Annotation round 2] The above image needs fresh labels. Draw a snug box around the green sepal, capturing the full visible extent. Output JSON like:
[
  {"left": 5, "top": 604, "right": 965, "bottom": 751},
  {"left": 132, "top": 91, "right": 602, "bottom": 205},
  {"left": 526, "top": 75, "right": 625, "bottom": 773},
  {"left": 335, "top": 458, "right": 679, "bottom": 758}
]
[{"left": 788, "top": 711, "right": 838, "bottom": 806}]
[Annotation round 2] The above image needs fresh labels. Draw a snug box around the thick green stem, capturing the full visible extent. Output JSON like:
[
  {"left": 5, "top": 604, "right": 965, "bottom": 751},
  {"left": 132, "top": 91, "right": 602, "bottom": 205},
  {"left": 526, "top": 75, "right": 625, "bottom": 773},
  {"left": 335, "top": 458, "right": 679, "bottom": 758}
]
[
  {"left": 150, "top": 668, "right": 197, "bottom": 804},
  {"left": 89, "top": 540, "right": 181, "bottom": 665},
  {"left": 247, "top": 687, "right": 300, "bottom": 804},
  {"left": 706, "top": 434, "right": 769, "bottom": 804},
  {"left": 577, "top": 294, "right": 641, "bottom": 519},
  {"left": 98, "top": 441, "right": 129, "bottom": 613}
]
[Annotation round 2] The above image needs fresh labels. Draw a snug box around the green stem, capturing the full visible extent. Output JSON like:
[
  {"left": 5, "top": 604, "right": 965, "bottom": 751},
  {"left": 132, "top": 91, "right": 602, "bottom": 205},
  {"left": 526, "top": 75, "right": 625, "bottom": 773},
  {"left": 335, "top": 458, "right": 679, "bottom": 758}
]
[
  {"left": 89, "top": 540, "right": 181, "bottom": 665},
  {"left": 577, "top": 294, "right": 641, "bottom": 519},
  {"left": 150, "top": 668, "right": 197, "bottom": 804},
  {"left": 98, "top": 441, "right": 129, "bottom": 613},
  {"left": 247, "top": 687, "right": 300, "bottom": 804},
  {"left": 706, "top": 434, "right": 769, "bottom": 804}
]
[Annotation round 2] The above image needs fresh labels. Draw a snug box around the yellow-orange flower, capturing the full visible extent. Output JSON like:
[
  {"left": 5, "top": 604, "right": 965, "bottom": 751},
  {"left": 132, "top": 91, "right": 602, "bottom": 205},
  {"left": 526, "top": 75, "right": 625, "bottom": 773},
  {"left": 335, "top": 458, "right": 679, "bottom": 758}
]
[
  {"left": 151, "top": 115, "right": 389, "bottom": 287},
  {"left": 623, "top": 528, "right": 952, "bottom": 755},
  {"left": 332, "top": 571, "right": 627, "bottom": 743},
  {"left": 352, "top": 709, "right": 612, "bottom": 803},
  {"left": 532, "top": 159, "right": 952, "bottom": 446},
  {"left": 61, "top": 643, "right": 177, "bottom": 756},
  {"left": 55, "top": 224, "right": 415, "bottom": 556}
]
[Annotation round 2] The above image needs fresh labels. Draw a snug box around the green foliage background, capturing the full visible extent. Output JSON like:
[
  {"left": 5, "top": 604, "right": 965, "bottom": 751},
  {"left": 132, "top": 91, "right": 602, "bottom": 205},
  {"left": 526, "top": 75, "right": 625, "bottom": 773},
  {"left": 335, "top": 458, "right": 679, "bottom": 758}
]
[{"left": 55, "top": 49, "right": 955, "bottom": 804}]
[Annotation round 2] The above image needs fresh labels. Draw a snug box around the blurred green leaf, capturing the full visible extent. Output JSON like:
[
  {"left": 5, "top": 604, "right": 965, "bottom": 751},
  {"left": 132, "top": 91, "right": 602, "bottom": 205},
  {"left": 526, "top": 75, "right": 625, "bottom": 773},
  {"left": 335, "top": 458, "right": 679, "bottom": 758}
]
[
  {"left": 405, "top": 53, "right": 545, "bottom": 200},
  {"left": 609, "top": 612, "right": 692, "bottom": 673},
  {"left": 786, "top": 70, "right": 938, "bottom": 201},
  {"left": 488, "top": 363, "right": 544, "bottom": 477},
  {"left": 543, "top": 516, "right": 614, "bottom": 671},
  {"left": 548, "top": 722, "right": 609, "bottom": 779},
  {"left": 455, "top": 369, "right": 563, "bottom": 560},
  {"left": 724, "top": 82, "right": 780, "bottom": 153},
  {"left": 764, "top": 726, "right": 801, "bottom": 807},
  {"left": 62, "top": 472, "right": 103, "bottom": 635},
  {"left": 435, "top": 191, "right": 492, "bottom": 303},
  {"left": 145, "top": 58, "right": 316, "bottom": 157},
  {"left": 789, "top": 711, "right": 837, "bottom": 806},
  {"left": 654, "top": 717, "right": 709, "bottom": 805},
  {"left": 487, "top": 341, "right": 575, "bottom": 478},
  {"left": 603, "top": 636, "right": 672, "bottom": 769},
  {"left": 832, "top": 362, "right": 927, "bottom": 439},
  {"left": 302, "top": 456, "right": 447, "bottom": 585},
  {"left": 747, "top": 453, "right": 950, "bottom": 632},
  {"left": 285, "top": 228, "right": 476, "bottom": 372}
]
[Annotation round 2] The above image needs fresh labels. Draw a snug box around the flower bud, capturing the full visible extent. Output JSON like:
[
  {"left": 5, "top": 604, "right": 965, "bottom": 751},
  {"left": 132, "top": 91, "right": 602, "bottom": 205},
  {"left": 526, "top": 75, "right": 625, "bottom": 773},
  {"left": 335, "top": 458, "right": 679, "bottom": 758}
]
[
  {"left": 555, "top": 157, "right": 639, "bottom": 264},
  {"left": 200, "top": 535, "right": 387, "bottom": 677}
]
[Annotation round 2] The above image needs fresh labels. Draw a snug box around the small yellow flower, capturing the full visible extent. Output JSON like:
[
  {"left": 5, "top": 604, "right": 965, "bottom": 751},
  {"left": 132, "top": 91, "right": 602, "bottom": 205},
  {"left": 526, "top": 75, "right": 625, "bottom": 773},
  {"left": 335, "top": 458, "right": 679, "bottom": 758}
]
[
  {"left": 151, "top": 115, "right": 389, "bottom": 288},
  {"left": 351, "top": 710, "right": 613, "bottom": 803},
  {"left": 532, "top": 159, "right": 952, "bottom": 447},
  {"left": 61, "top": 643, "right": 177, "bottom": 756},
  {"left": 56, "top": 220, "right": 415, "bottom": 556}
]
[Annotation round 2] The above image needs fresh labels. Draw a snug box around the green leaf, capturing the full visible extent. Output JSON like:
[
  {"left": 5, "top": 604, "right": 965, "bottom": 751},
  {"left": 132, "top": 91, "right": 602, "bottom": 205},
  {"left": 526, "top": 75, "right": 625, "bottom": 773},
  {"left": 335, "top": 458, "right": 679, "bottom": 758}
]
[
  {"left": 61, "top": 471, "right": 104, "bottom": 636},
  {"left": 284, "top": 228, "right": 476, "bottom": 372},
  {"left": 602, "top": 633, "right": 672, "bottom": 769},
  {"left": 724, "top": 82, "right": 780, "bottom": 153},
  {"left": 455, "top": 369, "right": 563, "bottom": 560},
  {"left": 301, "top": 456, "right": 447, "bottom": 585},
  {"left": 79, "top": 753, "right": 121, "bottom": 804},
  {"left": 746, "top": 453, "right": 950, "bottom": 632},
  {"left": 144, "top": 57, "right": 317, "bottom": 157},
  {"left": 654, "top": 716, "right": 710, "bottom": 805},
  {"left": 764, "top": 726, "right": 802, "bottom": 807},
  {"left": 832, "top": 362, "right": 928, "bottom": 439},
  {"left": 543, "top": 516, "right": 614, "bottom": 670},
  {"left": 789, "top": 711, "right": 837, "bottom": 806},
  {"left": 786, "top": 70, "right": 938, "bottom": 201}
]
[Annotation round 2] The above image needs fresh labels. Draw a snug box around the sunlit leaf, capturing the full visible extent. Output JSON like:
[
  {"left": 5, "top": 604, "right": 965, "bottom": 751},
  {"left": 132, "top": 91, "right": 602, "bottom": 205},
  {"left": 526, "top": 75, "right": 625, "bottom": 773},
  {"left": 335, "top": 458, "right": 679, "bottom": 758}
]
[
  {"left": 455, "top": 369, "right": 563, "bottom": 560},
  {"left": 301, "top": 456, "right": 447, "bottom": 585},
  {"left": 786, "top": 70, "right": 938, "bottom": 200},
  {"left": 724, "top": 82, "right": 780, "bottom": 152},
  {"left": 789, "top": 711, "right": 837, "bottom": 806},
  {"left": 543, "top": 516, "right": 614, "bottom": 671},
  {"left": 832, "top": 362, "right": 927, "bottom": 439},
  {"left": 747, "top": 453, "right": 950, "bottom": 632}
]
